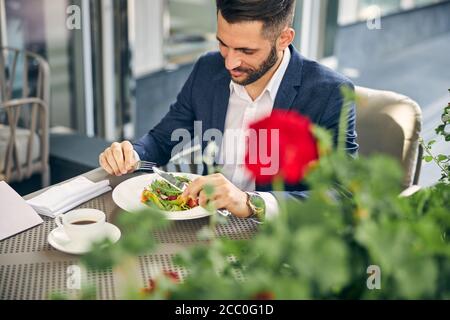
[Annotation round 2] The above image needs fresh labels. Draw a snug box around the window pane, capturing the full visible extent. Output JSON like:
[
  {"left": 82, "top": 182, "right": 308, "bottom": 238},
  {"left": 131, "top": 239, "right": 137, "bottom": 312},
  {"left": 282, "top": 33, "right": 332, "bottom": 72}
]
[
  {"left": 164, "top": 0, "right": 218, "bottom": 64},
  {"left": 338, "top": 0, "right": 447, "bottom": 25},
  {"left": 4, "top": 0, "right": 75, "bottom": 131}
]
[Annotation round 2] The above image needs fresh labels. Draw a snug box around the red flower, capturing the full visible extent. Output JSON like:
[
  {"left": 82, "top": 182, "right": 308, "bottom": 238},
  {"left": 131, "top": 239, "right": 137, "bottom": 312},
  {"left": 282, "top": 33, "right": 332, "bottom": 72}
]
[
  {"left": 253, "top": 291, "right": 275, "bottom": 300},
  {"left": 163, "top": 271, "right": 180, "bottom": 282},
  {"left": 141, "top": 270, "right": 180, "bottom": 295},
  {"left": 245, "top": 110, "right": 319, "bottom": 184}
]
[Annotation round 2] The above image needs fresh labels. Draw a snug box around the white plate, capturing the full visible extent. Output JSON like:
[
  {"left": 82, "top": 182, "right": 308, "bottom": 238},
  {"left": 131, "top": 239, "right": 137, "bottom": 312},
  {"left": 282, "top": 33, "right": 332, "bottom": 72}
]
[
  {"left": 47, "top": 223, "right": 121, "bottom": 255},
  {"left": 112, "top": 173, "right": 212, "bottom": 220}
]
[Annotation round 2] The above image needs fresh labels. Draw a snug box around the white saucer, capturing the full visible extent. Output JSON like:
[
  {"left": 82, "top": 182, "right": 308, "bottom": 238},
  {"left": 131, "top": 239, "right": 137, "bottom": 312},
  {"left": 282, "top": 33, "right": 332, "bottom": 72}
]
[{"left": 47, "top": 223, "right": 121, "bottom": 255}]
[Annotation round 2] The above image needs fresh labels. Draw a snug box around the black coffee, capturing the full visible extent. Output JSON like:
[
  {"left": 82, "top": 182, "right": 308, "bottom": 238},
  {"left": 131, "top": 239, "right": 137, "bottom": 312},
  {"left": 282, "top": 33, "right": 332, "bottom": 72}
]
[{"left": 71, "top": 220, "right": 97, "bottom": 225}]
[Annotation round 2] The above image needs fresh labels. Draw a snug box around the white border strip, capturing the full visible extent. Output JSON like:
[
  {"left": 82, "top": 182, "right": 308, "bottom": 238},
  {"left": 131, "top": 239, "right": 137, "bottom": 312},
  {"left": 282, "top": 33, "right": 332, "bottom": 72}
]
[
  {"left": 82, "top": 0, "right": 95, "bottom": 137},
  {"left": 101, "top": 0, "right": 116, "bottom": 141},
  {"left": 300, "top": 0, "right": 326, "bottom": 60},
  {"left": 0, "top": 0, "right": 7, "bottom": 48}
]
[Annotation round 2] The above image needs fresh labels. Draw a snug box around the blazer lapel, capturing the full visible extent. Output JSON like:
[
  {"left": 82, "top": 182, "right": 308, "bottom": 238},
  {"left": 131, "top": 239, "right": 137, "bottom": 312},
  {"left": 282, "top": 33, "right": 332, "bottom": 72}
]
[
  {"left": 201, "top": 69, "right": 231, "bottom": 164},
  {"left": 211, "top": 70, "right": 231, "bottom": 134},
  {"left": 202, "top": 46, "right": 304, "bottom": 178},
  {"left": 273, "top": 45, "right": 303, "bottom": 111},
  {"left": 209, "top": 45, "right": 303, "bottom": 130},
  {"left": 256, "top": 46, "right": 304, "bottom": 189}
]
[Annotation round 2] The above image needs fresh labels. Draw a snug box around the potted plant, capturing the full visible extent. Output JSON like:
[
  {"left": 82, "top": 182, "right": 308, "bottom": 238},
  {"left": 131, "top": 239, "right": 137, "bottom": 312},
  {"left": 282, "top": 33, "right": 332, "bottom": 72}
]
[{"left": 57, "top": 89, "right": 450, "bottom": 300}]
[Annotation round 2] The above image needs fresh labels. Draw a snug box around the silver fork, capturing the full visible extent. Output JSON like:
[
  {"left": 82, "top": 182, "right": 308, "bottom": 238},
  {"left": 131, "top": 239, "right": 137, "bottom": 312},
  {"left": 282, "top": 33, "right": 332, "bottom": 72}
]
[{"left": 134, "top": 160, "right": 157, "bottom": 171}]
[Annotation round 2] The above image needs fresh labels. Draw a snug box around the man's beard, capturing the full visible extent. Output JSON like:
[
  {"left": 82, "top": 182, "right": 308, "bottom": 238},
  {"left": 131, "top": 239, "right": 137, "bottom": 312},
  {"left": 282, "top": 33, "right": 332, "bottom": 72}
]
[{"left": 231, "top": 44, "right": 279, "bottom": 86}]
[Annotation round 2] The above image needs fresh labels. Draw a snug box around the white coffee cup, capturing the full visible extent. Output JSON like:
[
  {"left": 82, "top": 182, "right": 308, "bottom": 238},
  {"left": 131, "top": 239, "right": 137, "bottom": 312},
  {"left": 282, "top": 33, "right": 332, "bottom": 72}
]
[{"left": 55, "top": 208, "right": 107, "bottom": 250}]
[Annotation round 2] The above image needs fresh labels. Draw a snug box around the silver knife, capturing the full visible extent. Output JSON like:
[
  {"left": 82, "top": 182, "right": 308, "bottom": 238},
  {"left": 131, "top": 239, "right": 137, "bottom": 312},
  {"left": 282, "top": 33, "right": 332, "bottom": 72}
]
[
  {"left": 152, "top": 167, "right": 231, "bottom": 217},
  {"left": 152, "top": 167, "right": 187, "bottom": 192}
]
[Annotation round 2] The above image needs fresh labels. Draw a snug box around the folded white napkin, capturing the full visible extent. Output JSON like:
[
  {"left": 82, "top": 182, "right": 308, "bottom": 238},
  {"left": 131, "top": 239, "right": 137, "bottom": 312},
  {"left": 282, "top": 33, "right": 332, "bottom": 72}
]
[{"left": 26, "top": 177, "right": 112, "bottom": 218}]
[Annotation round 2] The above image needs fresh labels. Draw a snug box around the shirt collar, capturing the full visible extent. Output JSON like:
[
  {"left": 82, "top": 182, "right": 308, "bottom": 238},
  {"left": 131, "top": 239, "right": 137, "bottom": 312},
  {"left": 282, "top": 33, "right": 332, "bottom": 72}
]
[{"left": 229, "top": 47, "right": 291, "bottom": 102}]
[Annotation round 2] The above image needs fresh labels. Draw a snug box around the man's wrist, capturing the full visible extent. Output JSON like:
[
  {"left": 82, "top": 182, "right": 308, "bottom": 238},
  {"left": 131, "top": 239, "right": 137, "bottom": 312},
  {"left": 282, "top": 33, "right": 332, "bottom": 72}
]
[{"left": 245, "top": 191, "right": 266, "bottom": 223}]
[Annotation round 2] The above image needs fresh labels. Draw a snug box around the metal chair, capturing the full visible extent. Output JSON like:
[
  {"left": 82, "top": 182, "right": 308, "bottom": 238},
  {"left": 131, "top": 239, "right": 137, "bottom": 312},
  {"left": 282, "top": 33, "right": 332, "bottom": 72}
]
[
  {"left": 0, "top": 47, "right": 50, "bottom": 187},
  {"left": 355, "top": 86, "right": 423, "bottom": 188}
]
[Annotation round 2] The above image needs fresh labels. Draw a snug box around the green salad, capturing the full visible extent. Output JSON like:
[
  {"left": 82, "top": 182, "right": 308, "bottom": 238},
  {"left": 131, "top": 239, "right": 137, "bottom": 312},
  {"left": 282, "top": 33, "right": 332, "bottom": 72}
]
[{"left": 141, "top": 176, "right": 198, "bottom": 211}]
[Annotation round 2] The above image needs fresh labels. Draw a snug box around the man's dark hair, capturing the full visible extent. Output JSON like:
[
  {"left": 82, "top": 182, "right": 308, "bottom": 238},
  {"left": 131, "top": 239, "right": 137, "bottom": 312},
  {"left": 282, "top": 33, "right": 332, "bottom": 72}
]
[{"left": 216, "top": 0, "right": 296, "bottom": 40}]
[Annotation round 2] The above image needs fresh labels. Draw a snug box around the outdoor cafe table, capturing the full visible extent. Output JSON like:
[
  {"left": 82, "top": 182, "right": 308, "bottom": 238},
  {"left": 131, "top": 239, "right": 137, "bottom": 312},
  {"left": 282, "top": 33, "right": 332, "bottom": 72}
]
[{"left": 0, "top": 168, "right": 258, "bottom": 300}]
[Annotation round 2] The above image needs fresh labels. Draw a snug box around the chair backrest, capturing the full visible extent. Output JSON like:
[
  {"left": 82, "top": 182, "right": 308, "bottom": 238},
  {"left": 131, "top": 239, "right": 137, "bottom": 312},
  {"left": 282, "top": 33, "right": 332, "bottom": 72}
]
[
  {"left": 0, "top": 47, "right": 50, "bottom": 104},
  {"left": 0, "top": 47, "right": 50, "bottom": 186},
  {"left": 355, "top": 86, "right": 423, "bottom": 188}
]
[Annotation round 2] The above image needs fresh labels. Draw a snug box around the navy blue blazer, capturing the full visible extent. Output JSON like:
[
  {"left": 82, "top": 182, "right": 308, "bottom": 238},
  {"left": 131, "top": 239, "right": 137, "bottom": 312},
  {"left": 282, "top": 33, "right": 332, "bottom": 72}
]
[{"left": 133, "top": 45, "right": 358, "bottom": 201}]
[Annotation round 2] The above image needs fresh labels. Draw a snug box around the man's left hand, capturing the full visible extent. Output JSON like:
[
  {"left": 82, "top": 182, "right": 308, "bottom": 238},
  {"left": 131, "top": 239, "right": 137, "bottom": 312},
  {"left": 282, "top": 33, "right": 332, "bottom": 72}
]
[{"left": 181, "top": 173, "right": 251, "bottom": 218}]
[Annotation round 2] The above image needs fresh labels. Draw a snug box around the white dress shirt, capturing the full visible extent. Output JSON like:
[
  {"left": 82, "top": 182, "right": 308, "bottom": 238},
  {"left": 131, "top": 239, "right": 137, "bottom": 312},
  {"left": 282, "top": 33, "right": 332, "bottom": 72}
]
[{"left": 218, "top": 48, "right": 291, "bottom": 220}]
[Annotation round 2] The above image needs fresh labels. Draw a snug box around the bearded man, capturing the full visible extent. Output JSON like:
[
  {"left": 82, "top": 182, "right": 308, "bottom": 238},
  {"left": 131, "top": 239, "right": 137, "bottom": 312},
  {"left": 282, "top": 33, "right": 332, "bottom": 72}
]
[{"left": 99, "top": 0, "right": 358, "bottom": 222}]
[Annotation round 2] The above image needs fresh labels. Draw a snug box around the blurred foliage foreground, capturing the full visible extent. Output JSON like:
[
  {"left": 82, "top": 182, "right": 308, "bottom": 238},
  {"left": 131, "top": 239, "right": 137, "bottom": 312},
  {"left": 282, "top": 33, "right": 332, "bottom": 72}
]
[{"left": 55, "top": 89, "right": 450, "bottom": 300}]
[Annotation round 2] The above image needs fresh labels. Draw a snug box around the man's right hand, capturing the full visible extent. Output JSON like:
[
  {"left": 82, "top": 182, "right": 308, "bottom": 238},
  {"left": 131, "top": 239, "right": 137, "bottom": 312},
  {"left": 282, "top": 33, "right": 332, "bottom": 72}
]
[{"left": 99, "top": 141, "right": 137, "bottom": 176}]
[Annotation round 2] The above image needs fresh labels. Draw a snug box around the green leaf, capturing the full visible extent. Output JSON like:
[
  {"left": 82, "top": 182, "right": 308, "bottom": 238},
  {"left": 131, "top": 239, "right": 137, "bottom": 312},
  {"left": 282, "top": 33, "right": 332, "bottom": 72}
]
[
  {"left": 292, "top": 227, "right": 350, "bottom": 295},
  {"left": 394, "top": 256, "right": 438, "bottom": 299},
  {"left": 80, "top": 284, "right": 97, "bottom": 300},
  {"left": 312, "top": 126, "right": 333, "bottom": 155},
  {"left": 76, "top": 90, "right": 450, "bottom": 300},
  {"left": 436, "top": 124, "right": 446, "bottom": 135},
  {"left": 48, "top": 292, "right": 69, "bottom": 300},
  {"left": 81, "top": 238, "right": 122, "bottom": 271},
  {"left": 203, "top": 184, "right": 215, "bottom": 197}
]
